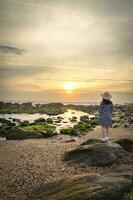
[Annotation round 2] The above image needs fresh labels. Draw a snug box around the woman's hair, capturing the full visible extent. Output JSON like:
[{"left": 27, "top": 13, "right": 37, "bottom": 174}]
[{"left": 102, "top": 98, "right": 112, "bottom": 105}]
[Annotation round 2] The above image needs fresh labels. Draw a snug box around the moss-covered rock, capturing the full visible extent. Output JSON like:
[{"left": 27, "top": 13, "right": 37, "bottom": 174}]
[
  {"left": 69, "top": 116, "right": 77, "bottom": 122},
  {"left": 5, "top": 128, "right": 43, "bottom": 140},
  {"left": 60, "top": 128, "right": 80, "bottom": 136},
  {"left": 74, "top": 121, "right": 91, "bottom": 132},
  {"left": 21, "top": 124, "right": 56, "bottom": 133},
  {"left": 89, "top": 117, "right": 99, "bottom": 126}
]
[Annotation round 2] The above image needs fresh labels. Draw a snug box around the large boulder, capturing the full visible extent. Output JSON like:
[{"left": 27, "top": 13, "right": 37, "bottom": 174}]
[
  {"left": 64, "top": 139, "right": 128, "bottom": 166},
  {"left": 31, "top": 174, "right": 132, "bottom": 200},
  {"left": 5, "top": 128, "right": 43, "bottom": 140}
]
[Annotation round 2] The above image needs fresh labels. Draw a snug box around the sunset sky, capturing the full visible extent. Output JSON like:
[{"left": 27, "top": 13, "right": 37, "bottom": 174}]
[{"left": 0, "top": 0, "right": 133, "bottom": 103}]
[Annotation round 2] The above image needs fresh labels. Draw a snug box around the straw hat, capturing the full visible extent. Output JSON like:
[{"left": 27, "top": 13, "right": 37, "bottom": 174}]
[{"left": 101, "top": 92, "right": 112, "bottom": 100}]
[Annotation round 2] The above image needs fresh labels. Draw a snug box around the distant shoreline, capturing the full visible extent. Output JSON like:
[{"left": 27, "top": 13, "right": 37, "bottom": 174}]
[{"left": 0, "top": 101, "right": 132, "bottom": 106}]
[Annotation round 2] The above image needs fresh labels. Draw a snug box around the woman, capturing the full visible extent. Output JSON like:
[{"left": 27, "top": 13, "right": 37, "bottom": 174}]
[{"left": 99, "top": 92, "right": 114, "bottom": 141}]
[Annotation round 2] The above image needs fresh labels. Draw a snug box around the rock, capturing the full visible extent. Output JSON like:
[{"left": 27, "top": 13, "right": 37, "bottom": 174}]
[
  {"left": 64, "top": 139, "right": 128, "bottom": 166},
  {"left": 32, "top": 174, "right": 132, "bottom": 200},
  {"left": 0, "top": 118, "right": 15, "bottom": 126},
  {"left": 0, "top": 118, "right": 10, "bottom": 123},
  {"left": 54, "top": 120, "right": 62, "bottom": 124},
  {"left": 47, "top": 118, "right": 53, "bottom": 124},
  {"left": 20, "top": 120, "right": 30, "bottom": 127},
  {"left": 80, "top": 115, "right": 89, "bottom": 122},
  {"left": 5, "top": 128, "right": 43, "bottom": 140},
  {"left": 57, "top": 116, "right": 64, "bottom": 120},
  {"left": 12, "top": 118, "right": 21, "bottom": 122},
  {"left": 60, "top": 128, "right": 81, "bottom": 136},
  {"left": 69, "top": 116, "right": 77, "bottom": 122},
  {"left": 0, "top": 127, "right": 8, "bottom": 137},
  {"left": 113, "top": 123, "right": 120, "bottom": 128},
  {"left": 115, "top": 139, "right": 133, "bottom": 153},
  {"left": 107, "top": 164, "right": 133, "bottom": 181},
  {"left": 89, "top": 117, "right": 99, "bottom": 126},
  {"left": 34, "top": 118, "right": 46, "bottom": 123},
  {"left": 74, "top": 121, "right": 91, "bottom": 132}
]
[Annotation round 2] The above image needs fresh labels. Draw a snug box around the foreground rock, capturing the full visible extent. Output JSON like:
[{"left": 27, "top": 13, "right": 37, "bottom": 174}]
[
  {"left": 32, "top": 174, "right": 132, "bottom": 200},
  {"left": 64, "top": 139, "right": 128, "bottom": 166}
]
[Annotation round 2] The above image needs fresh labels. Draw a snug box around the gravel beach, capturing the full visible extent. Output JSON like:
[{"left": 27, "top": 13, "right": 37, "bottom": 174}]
[{"left": 0, "top": 127, "right": 133, "bottom": 200}]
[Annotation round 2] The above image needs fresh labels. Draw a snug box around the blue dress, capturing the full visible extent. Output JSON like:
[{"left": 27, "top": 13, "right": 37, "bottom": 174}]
[{"left": 99, "top": 101, "right": 114, "bottom": 127}]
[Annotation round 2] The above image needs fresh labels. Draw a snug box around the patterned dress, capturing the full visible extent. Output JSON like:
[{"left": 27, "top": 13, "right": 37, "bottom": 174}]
[{"left": 99, "top": 101, "right": 114, "bottom": 127}]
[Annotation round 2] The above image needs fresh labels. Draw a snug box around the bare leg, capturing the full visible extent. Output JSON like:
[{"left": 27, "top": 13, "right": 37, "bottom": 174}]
[
  {"left": 105, "top": 126, "right": 109, "bottom": 139},
  {"left": 102, "top": 126, "right": 106, "bottom": 139}
]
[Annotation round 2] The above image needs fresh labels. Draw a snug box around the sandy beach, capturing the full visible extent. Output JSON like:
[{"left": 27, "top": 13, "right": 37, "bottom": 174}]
[{"left": 0, "top": 127, "right": 133, "bottom": 200}]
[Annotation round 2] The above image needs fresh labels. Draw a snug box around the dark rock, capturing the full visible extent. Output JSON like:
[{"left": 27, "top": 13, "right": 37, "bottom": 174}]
[
  {"left": 113, "top": 123, "right": 120, "bottom": 128},
  {"left": 5, "top": 128, "right": 43, "bottom": 140},
  {"left": 80, "top": 115, "right": 89, "bottom": 122},
  {"left": 20, "top": 121, "right": 30, "bottom": 127},
  {"left": 115, "top": 139, "right": 133, "bottom": 153},
  {"left": 34, "top": 118, "right": 46, "bottom": 123},
  {"left": 64, "top": 139, "right": 128, "bottom": 166},
  {"left": 69, "top": 116, "right": 77, "bottom": 122},
  {"left": 47, "top": 118, "right": 53, "bottom": 124},
  {"left": 54, "top": 120, "right": 62, "bottom": 123},
  {"left": 12, "top": 118, "right": 21, "bottom": 122},
  {"left": 0, "top": 118, "right": 10, "bottom": 123},
  {"left": 57, "top": 116, "right": 64, "bottom": 120},
  {"left": 0, "top": 118, "right": 14, "bottom": 126},
  {"left": 32, "top": 174, "right": 132, "bottom": 200}
]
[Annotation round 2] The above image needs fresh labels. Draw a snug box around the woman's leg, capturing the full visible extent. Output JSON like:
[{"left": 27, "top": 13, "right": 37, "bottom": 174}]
[
  {"left": 105, "top": 126, "right": 109, "bottom": 139},
  {"left": 102, "top": 126, "right": 106, "bottom": 139}
]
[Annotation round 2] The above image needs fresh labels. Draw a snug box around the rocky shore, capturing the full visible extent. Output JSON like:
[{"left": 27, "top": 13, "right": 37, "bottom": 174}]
[{"left": 0, "top": 127, "right": 132, "bottom": 200}]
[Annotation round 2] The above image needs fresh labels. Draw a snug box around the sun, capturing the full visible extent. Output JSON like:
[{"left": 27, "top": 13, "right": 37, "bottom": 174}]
[{"left": 64, "top": 82, "right": 75, "bottom": 92}]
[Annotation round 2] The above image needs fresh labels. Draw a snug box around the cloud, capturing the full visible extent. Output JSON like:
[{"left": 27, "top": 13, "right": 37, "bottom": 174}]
[
  {"left": 0, "top": 63, "right": 60, "bottom": 78},
  {"left": 6, "top": 0, "right": 67, "bottom": 13},
  {"left": 0, "top": 45, "right": 25, "bottom": 55}
]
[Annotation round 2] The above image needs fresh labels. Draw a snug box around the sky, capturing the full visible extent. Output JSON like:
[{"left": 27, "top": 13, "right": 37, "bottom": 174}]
[{"left": 0, "top": 0, "right": 133, "bottom": 103}]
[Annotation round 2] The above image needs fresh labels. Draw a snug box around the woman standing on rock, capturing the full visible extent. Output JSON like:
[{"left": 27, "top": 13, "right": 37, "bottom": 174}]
[{"left": 99, "top": 92, "right": 114, "bottom": 141}]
